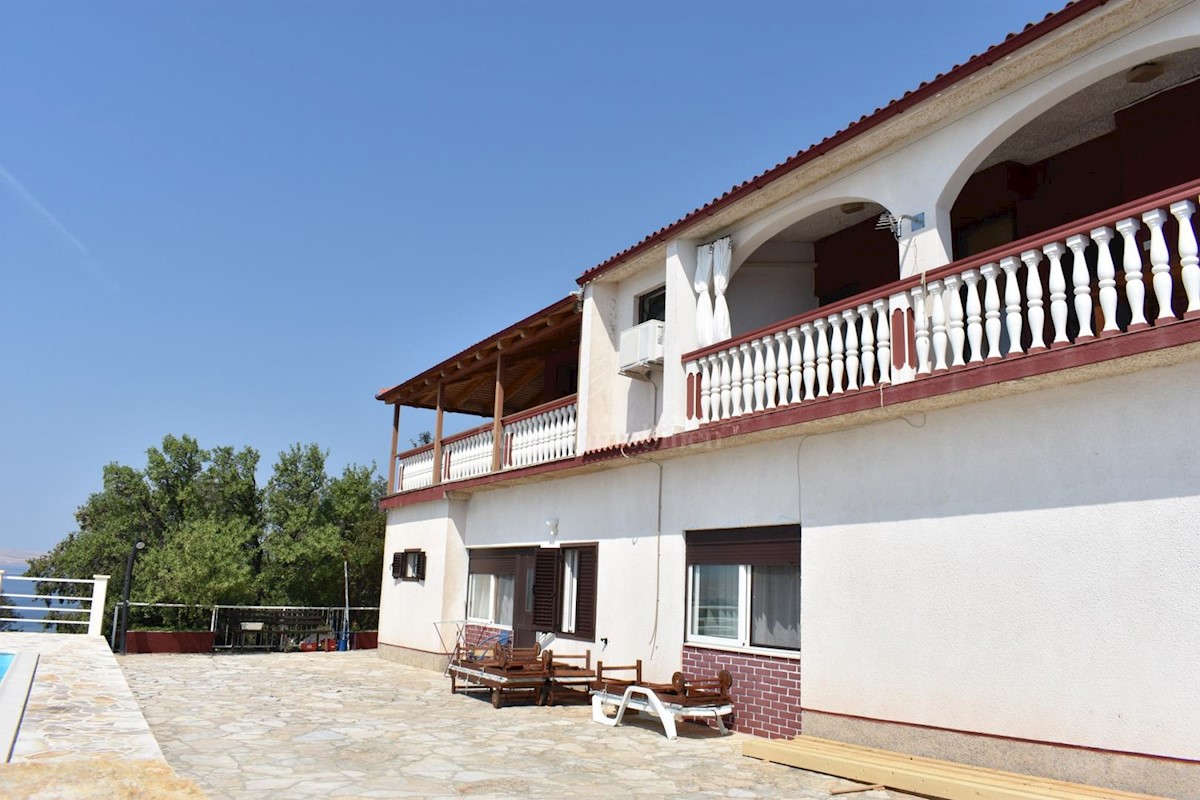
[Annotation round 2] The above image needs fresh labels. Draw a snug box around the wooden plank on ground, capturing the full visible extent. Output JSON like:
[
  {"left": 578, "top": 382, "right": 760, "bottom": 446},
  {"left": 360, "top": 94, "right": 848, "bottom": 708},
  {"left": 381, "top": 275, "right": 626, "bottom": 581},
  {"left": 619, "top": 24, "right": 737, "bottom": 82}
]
[{"left": 742, "top": 736, "right": 1168, "bottom": 800}]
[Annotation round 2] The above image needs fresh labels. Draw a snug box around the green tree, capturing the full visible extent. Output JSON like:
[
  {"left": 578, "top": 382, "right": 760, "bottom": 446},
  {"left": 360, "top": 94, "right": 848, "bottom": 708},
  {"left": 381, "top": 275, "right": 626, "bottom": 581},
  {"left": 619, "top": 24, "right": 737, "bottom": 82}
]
[
  {"left": 138, "top": 518, "right": 258, "bottom": 607},
  {"left": 328, "top": 464, "right": 386, "bottom": 607}
]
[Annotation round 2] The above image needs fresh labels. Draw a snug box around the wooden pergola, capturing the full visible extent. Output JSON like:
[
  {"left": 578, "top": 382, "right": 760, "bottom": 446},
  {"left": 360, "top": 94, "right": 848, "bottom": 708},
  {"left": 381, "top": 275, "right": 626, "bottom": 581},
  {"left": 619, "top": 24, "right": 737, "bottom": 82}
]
[{"left": 377, "top": 295, "right": 582, "bottom": 492}]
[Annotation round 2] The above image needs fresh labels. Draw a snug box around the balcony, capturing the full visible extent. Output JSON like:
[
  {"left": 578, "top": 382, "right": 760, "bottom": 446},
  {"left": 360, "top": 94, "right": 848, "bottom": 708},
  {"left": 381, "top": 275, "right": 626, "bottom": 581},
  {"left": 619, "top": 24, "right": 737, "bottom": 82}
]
[
  {"left": 683, "top": 179, "right": 1200, "bottom": 427},
  {"left": 393, "top": 395, "right": 578, "bottom": 492}
]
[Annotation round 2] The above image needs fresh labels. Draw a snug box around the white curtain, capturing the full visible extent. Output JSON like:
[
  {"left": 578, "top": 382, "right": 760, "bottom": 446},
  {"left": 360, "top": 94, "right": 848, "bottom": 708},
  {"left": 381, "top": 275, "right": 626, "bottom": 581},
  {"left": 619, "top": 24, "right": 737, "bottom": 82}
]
[
  {"left": 711, "top": 236, "right": 732, "bottom": 342},
  {"left": 694, "top": 243, "right": 714, "bottom": 347}
]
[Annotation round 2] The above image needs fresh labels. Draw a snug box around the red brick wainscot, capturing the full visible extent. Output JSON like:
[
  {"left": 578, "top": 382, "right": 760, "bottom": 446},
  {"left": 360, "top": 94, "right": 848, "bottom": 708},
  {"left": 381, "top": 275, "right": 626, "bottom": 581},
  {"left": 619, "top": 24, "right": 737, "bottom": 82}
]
[
  {"left": 682, "top": 646, "right": 801, "bottom": 738},
  {"left": 463, "top": 623, "right": 511, "bottom": 650}
]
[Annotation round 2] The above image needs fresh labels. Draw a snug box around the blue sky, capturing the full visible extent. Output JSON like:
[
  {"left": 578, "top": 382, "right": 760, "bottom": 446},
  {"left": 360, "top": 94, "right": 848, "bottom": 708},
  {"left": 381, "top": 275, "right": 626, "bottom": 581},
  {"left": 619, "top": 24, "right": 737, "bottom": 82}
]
[{"left": 1, "top": 0, "right": 1058, "bottom": 555}]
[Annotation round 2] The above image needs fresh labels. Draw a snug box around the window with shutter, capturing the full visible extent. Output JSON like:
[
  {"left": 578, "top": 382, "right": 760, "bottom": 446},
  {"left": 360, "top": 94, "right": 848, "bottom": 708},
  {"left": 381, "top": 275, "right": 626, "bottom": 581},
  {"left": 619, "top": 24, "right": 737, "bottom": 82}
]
[
  {"left": 532, "top": 548, "right": 561, "bottom": 630},
  {"left": 527, "top": 543, "right": 598, "bottom": 640},
  {"left": 685, "top": 526, "right": 800, "bottom": 652}
]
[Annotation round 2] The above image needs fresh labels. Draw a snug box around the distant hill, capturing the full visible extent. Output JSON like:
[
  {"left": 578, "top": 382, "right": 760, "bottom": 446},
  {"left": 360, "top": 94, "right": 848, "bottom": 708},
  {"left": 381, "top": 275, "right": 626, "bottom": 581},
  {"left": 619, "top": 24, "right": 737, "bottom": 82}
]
[{"left": 0, "top": 549, "right": 41, "bottom": 574}]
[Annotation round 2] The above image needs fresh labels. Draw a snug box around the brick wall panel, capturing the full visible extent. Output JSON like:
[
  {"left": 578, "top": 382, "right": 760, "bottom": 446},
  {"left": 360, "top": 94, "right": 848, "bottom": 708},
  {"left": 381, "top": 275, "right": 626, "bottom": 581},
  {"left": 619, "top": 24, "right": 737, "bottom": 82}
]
[{"left": 681, "top": 646, "right": 801, "bottom": 738}]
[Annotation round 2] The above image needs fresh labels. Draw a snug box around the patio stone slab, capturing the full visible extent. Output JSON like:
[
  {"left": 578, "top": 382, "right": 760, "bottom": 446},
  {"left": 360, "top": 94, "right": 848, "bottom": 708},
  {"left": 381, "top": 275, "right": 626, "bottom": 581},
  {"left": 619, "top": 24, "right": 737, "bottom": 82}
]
[{"left": 120, "top": 650, "right": 919, "bottom": 800}]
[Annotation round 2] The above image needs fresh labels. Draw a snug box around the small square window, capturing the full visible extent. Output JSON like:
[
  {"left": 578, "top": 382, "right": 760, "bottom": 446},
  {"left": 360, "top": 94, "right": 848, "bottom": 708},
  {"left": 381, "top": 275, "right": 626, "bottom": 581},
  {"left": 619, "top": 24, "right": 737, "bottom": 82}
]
[{"left": 393, "top": 550, "right": 426, "bottom": 582}]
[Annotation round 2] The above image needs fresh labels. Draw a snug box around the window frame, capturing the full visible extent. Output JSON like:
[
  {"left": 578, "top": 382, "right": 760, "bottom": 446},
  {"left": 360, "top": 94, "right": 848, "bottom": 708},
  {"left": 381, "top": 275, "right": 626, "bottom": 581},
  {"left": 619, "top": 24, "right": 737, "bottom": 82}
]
[
  {"left": 533, "top": 543, "right": 597, "bottom": 641},
  {"left": 392, "top": 549, "right": 426, "bottom": 582},
  {"left": 465, "top": 572, "right": 515, "bottom": 628},
  {"left": 637, "top": 285, "right": 666, "bottom": 324},
  {"left": 684, "top": 526, "right": 800, "bottom": 654}
]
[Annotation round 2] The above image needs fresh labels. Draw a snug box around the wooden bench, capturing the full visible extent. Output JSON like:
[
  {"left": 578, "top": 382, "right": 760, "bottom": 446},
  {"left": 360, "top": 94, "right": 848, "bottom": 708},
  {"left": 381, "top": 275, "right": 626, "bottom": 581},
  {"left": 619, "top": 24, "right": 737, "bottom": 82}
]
[
  {"left": 743, "top": 736, "right": 1169, "bottom": 800},
  {"left": 448, "top": 643, "right": 550, "bottom": 708},
  {"left": 229, "top": 609, "right": 333, "bottom": 652}
]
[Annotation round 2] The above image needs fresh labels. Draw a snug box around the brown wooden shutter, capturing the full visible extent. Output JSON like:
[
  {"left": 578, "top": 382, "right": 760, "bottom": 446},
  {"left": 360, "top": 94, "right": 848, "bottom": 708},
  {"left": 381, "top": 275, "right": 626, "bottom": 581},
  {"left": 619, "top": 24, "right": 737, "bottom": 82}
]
[
  {"left": 468, "top": 548, "right": 520, "bottom": 575},
  {"left": 532, "top": 548, "right": 561, "bottom": 631},
  {"left": 391, "top": 552, "right": 404, "bottom": 579},
  {"left": 685, "top": 525, "right": 800, "bottom": 566},
  {"left": 573, "top": 544, "right": 598, "bottom": 640}
]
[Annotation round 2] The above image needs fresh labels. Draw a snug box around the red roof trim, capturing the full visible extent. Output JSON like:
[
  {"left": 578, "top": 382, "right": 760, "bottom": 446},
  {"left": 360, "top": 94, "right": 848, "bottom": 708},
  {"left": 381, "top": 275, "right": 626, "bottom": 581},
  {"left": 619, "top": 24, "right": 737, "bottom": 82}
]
[{"left": 575, "top": 0, "right": 1110, "bottom": 286}]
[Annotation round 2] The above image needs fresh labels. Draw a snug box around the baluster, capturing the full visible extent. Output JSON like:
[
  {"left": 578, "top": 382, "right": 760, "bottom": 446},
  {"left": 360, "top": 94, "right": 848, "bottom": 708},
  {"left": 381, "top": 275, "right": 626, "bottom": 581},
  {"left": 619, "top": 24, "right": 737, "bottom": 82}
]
[
  {"left": 927, "top": 280, "right": 948, "bottom": 371},
  {"left": 740, "top": 343, "right": 755, "bottom": 415},
  {"left": 1171, "top": 200, "right": 1200, "bottom": 317},
  {"left": 1021, "top": 249, "right": 1046, "bottom": 351},
  {"left": 1066, "top": 235, "right": 1094, "bottom": 339},
  {"left": 827, "top": 314, "right": 845, "bottom": 394},
  {"left": 698, "top": 359, "right": 711, "bottom": 423},
  {"left": 730, "top": 347, "right": 744, "bottom": 417},
  {"left": 1000, "top": 256, "right": 1024, "bottom": 356},
  {"left": 963, "top": 270, "right": 983, "bottom": 363},
  {"left": 858, "top": 304, "right": 875, "bottom": 387},
  {"left": 787, "top": 327, "right": 803, "bottom": 404},
  {"left": 718, "top": 351, "right": 732, "bottom": 421},
  {"left": 774, "top": 332, "right": 790, "bottom": 407},
  {"left": 843, "top": 309, "right": 860, "bottom": 391},
  {"left": 980, "top": 263, "right": 1002, "bottom": 359},
  {"left": 565, "top": 405, "right": 577, "bottom": 457},
  {"left": 943, "top": 275, "right": 965, "bottom": 367},
  {"left": 911, "top": 286, "right": 931, "bottom": 374},
  {"left": 873, "top": 298, "right": 891, "bottom": 384},
  {"left": 814, "top": 319, "right": 830, "bottom": 397},
  {"left": 751, "top": 340, "right": 766, "bottom": 412},
  {"left": 801, "top": 323, "right": 817, "bottom": 400},
  {"left": 1043, "top": 243, "right": 1069, "bottom": 346},
  {"left": 1114, "top": 217, "right": 1147, "bottom": 329},
  {"left": 1142, "top": 209, "right": 1175, "bottom": 323},
  {"left": 764, "top": 336, "right": 777, "bottom": 410},
  {"left": 1091, "top": 226, "right": 1119, "bottom": 334}
]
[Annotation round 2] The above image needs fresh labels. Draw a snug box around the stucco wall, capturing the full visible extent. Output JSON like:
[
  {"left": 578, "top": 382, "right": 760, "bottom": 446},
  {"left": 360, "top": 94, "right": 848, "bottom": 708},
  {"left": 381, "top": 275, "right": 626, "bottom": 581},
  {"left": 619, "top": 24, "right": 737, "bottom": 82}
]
[{"left": 380, "top": 356, "right": 1200, "bottom": 762}]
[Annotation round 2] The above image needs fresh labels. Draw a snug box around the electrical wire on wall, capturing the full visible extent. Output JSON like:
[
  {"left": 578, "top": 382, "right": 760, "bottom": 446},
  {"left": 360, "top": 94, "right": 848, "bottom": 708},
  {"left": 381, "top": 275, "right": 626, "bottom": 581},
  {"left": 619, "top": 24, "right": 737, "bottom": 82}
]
[{"left": 620, "top": 373, "right": 663, "bottom": 655}]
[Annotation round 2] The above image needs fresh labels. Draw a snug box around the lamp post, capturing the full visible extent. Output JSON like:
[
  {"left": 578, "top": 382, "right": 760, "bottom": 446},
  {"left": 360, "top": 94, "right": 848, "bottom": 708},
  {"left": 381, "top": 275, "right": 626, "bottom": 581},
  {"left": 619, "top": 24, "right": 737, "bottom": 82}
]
[{"left": 118, "top": 540, "right": 145, "bottom": 655}]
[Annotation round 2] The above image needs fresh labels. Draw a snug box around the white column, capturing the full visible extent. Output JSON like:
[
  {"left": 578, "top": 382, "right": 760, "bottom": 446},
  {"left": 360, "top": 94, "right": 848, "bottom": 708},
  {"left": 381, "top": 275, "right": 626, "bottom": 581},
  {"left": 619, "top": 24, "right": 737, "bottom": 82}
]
[
  {"left": 751, "top": 340, "right": 766, "bottom": 412},
  {"left": 1043, "top": 242, "right": 1069, "bottom": 346},
  {"left": 1021, "top": 249, "right": 1046, "bottom": 351},
  {"left": 873, "top": 298, "right": 891, "bottom": 385},
  {"left": 981, "top": 263, "right": 1003, "bottom": 360},
  {"left": 699, "top": 358, "right": 712, "bottom": 423},
  {"left": 827, "top": 314, "right": 845, "bottom": 395},
  {"left": 730, "top": 347, "right": 744, "bottom": 417},
  {"left": 928, "top": 279, "right": 948, "bottom": 371},
  {"left": 1091, "top": 226, "right": 1119, "bottom": 334},
  {"left": 763, "top": 336, "right": 777, "bottom": 410},
  {"left": 944, "top": 275, "right": 965, "bottom": 368},
  {"left": 1000, "top": 256, "right": 1024, "bottom": 356},
  {"left": 718, "top": 351, "right": 732, "bottom": 421},
  {"left": 1142, "top": 208, "right": 1176, "bottom": 323},
  {"left": 814, "top": 318, "right": 830, "bottom": 397},
  {"left": 858, "top": 304, "right": 876, "bottom": 387},
  {"left": 963, "top": 269, "right": 984, "bottom": 364},
  {"left": 1171, "top": 200, "right": 1200, "bottom": 318},
  {"left": 740, "top": 343, "right": 755, "bottom": 415},
  {"left": 843, "top": 308, "right": 860, "bottom": 391},
  {"left": 801, "top": 323, "right": 816, "bottom": 400},
  {"left": 787, "top": 327, "right": 803, "bottom": 404},
  {"left": 1115, "top": 217, "right": 1147, "bottom": 329},
  {"left": 911, "top": 286, "right": 931, "bottom": 374},
  {"left": 90, "top": 575, "right": 110, "bottom": 636},
  {"left": 774, "top": 333, "right": 789, "bottom": 407},
  {"left": 1066, "top": 234, "right": 1094, "bottom": 339}
]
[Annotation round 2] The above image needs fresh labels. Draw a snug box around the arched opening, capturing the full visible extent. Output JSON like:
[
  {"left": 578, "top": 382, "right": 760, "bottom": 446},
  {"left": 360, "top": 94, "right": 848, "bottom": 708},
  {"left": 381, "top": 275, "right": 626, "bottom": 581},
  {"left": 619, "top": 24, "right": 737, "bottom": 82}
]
[
  {"left": 725, "top": 201, "right": 897, "bottom": 338},
  {"left": 950, "top": 49, "right": 1200, "bottom": 260}
]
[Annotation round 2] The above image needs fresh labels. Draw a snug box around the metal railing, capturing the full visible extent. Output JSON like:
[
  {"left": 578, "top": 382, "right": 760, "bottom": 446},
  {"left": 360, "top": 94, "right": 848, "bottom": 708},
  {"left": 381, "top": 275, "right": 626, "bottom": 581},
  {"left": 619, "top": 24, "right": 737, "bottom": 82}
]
[{"left": 0, "top": 571, "right": 109, "bottom": 635}]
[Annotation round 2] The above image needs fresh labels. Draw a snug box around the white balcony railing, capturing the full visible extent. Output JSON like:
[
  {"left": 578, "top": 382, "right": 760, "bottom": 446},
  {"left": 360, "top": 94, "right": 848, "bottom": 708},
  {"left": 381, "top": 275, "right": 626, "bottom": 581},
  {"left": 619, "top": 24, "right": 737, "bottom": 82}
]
[
  {"left": 685, "top": 179, "right": 1200, "bottom": 425},
  {"left": 0, "top": 571, "right": 110, "bottom": 636},
  {"left": 393, "top": 396, "right": 578, "bottom": 493}
]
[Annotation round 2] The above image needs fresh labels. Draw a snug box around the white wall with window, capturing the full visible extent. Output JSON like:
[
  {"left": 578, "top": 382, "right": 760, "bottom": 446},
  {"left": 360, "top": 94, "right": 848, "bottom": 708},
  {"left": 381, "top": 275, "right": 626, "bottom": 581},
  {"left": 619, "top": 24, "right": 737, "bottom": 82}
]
[{"left": 686, "top": 526, "right": 800, "bottom": 652}]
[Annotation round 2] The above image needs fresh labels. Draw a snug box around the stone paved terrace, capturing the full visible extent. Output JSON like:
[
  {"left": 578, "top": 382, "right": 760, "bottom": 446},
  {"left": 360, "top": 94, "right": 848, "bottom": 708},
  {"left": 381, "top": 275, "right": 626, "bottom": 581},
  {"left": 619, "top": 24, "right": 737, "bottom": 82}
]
[{"left": 117, "top": 650, "right": 917, "bottom": 800}]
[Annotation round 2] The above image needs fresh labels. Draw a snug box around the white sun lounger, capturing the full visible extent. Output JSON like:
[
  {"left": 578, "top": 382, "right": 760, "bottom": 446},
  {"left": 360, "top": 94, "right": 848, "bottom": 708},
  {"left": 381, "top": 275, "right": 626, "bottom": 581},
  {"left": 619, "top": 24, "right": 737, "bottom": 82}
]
[{"left": 589, "top": 684, "right": 734, "bottom": 740}]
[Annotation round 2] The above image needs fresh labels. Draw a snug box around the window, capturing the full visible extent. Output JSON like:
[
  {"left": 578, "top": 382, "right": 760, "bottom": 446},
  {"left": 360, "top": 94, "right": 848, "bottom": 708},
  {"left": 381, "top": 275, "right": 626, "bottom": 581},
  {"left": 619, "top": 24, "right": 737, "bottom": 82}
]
[
  {"left": 392, "top": 550, "right": 426, "bottom": 582},
  {"left": 467, "top": 549, "right": 520, "bottom": 626},
  {"left": 533, "top": 543, "right": 597, "bottom": 640},
  {"left": 637, "top": 286, "right": 666, "bottom": 324},
  {"left": 466, "top": 573, "right": 515, "bottom": 626},
  {"left": 686, "top": 526, "right": 800, "bottom": 651}
]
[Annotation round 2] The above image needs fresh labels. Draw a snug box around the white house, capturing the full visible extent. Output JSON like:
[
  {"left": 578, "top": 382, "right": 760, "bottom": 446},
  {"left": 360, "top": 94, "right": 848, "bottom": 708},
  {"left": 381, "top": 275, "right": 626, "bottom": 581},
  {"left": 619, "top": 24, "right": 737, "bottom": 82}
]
[{"left": 375, "top": 1, "right": 1200, "bottom": 797}]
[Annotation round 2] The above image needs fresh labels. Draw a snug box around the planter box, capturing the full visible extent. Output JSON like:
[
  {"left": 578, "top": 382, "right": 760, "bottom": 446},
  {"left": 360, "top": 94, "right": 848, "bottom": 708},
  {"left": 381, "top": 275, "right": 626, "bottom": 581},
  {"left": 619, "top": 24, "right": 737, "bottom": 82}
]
[
  {"left": 352, "top": 631, "right": 378, "bottom": 650},
  {"left": 125, "top": 631, "right": 216, "bottom": 654}
]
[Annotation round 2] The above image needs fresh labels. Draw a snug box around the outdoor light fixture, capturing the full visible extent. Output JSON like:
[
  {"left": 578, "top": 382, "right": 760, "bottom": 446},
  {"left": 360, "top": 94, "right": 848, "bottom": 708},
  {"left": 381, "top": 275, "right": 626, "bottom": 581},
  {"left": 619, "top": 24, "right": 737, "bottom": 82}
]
[
  {"left": 545, "top": 517, "right": 559, "bottom": 536},
  {"left": 117, "top": 540, "right": 146, "bottom": 655},
  {"left": 839, "top": 201, "right": 866, "bottom": 214}
]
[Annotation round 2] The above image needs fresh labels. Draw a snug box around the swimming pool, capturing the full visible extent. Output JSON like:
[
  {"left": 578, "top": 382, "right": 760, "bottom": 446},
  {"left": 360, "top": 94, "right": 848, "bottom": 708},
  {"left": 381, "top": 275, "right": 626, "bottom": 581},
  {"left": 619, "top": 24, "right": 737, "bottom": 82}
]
[{"left": 0, "top": 651, "right": 38, "bottom": 762}]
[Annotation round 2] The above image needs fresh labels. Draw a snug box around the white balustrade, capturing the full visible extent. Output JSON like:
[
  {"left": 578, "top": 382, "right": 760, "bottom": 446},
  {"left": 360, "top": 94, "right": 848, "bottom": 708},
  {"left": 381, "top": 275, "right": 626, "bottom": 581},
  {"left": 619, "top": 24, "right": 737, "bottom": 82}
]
[
  {"left": 681, "top": 186, "right": 1200, "bottom": 426},
  {"left": 397, "top": 447, "right": 435, "bottom": 491},
  {"left": 443, "top": 429, "right": 495, "bottom": 482},
  {"left": 503, "top": 401, "right": 577, "bottom": 469}
]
